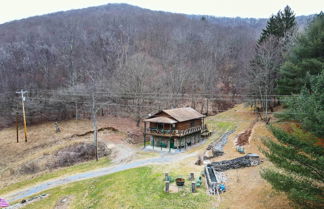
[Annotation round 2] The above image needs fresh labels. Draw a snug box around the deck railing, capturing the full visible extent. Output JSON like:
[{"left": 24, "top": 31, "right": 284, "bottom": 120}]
[{"left": 147, "top": 125, "right": 204, "bottom": 136}]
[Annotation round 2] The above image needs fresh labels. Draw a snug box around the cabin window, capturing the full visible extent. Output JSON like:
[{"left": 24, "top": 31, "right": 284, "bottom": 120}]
[{"left": 190, "top": 121, "right": 195, "bottom": 127}]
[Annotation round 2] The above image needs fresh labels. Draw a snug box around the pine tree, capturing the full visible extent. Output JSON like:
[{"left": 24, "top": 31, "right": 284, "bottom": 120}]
[
  {"left": 277, "top": 13, "right": 324, "bottom": 95},
  {"left": 261, "top": 126, "right": 324, "bottom": 209},
  {"left": 261, "top": 13, "right": 324, "bottom": 208},
  {"left": 258, "top": 6, "right": 296, "bottom": 44},
  {"left": 277, "top": 71, "right": 324, "bottom": 138}
]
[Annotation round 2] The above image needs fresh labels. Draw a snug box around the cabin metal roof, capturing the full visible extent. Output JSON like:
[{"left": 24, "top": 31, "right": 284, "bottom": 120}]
[
  {"left": 146, "top": 107, "right": 204, "bottom": 123},
  {"left": 144, "top": 116, "right": 177, "bottom": 124}
]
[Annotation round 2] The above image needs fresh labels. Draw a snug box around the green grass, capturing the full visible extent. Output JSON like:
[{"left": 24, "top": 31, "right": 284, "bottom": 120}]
[
  {"left": 0, "top": 157, "right": 111, "bottom": 196},
  {"left": 23, "top": 166, "right": 213, "bottom": 209},
  {"left": 206, "top": 119, "right": 235, "bottom": 134},
  {"left": 206, "top": 116, "right": 236, "bottom": 132}
]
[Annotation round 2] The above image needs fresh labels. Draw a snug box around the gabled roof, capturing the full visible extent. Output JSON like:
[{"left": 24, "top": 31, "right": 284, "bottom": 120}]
[
  {"left": 163, "top": 107, "right": 204, "bottom": 122},
  {"left": 144, "top": 116, "right": 177, "bottom": 124},
  {"left": 147, "top": 107, "right": 204, "bottom": 122}
]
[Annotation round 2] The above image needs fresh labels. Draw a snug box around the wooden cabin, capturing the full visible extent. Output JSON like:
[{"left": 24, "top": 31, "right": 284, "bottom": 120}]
[{"left": 143, "top": 107, "right": 208, "bottom": 150}]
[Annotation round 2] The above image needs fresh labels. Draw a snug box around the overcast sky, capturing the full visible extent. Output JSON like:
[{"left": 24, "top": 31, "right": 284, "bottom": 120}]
[{"left": 1, "top": 0, "right": 323, "bottom": 24}]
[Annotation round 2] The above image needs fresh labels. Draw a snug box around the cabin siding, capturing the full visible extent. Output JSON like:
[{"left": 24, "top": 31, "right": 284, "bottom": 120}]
[
  {"left": 149, "top": 122, "right": 172, "bottom": 129},
  {"left": 176, "top": 119, "right": 202, "bottom": 130}
]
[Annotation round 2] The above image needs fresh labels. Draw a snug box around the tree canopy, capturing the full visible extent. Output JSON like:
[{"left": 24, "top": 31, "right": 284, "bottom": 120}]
[
  {"left": 277, "top": 13, "right": 324, "bottom": 95},
  {"left": 261, "top": 12, "right": 324, "bottom": 209}
]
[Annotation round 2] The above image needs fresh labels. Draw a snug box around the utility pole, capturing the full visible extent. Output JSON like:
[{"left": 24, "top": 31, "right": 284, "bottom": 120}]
[
  {"left": 91, "top": 89, "right": 98, "bottom": 161},
  {"left": 16, "top": 111, "right": 19, "bottom": 143},
  {"left": 206, "top": 98, "right": 209, "bottom": 116},
  {"left": 16, "top": 90, "right": 28, "bottom": 142}
]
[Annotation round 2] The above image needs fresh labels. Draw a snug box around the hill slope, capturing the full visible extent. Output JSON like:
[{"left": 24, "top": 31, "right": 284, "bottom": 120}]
[
  {"left": 0, "top": 4, "right": 313, "bottom": 128},
  {"left": 1, "top": 105, "right": 292, "bottom": 209}
]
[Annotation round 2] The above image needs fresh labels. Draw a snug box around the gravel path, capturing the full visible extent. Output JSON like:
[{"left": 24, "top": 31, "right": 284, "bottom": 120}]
[{"left": 4, "top": 151, "right": 197, "bottom": 202}]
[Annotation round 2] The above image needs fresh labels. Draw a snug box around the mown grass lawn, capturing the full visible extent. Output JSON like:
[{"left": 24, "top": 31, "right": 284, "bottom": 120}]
[
  {"left": 0, "top": 157, "right": 111, "bottom": 196},
  {"left": 24, "top": 166, "right": 213, "bottom": 209}
]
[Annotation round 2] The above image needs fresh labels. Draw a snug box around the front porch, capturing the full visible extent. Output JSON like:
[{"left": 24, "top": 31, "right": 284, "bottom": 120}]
[
  {"left": 143, "top": 137, "right": 208, "bottom": 153},
  {"left": 144, "top": 132, "right": 205, "bottom": 152}
]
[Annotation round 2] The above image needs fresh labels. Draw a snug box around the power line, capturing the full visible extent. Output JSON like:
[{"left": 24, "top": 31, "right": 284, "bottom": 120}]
[
  {"left": 10, "top": 97, "right": 309, "bottom": 115},
  {"left": 28, "top": 89, "right": 298, "bottom": 97},
  {"left": 26, "top": 95, "right": 294, "bottom": 103}
]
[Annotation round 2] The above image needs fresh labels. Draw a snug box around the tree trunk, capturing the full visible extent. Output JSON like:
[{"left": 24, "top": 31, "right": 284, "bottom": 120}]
[{"left": 91, "top": 91, "right": 98, "bottom": 161}]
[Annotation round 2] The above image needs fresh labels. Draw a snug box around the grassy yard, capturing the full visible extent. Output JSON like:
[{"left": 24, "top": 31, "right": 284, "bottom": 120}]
[
  {"left": 23, "top": 166, "right": 214, "bottom": 209},
  {"left": 0, "top": 157, "right": 111, "bottom": 196},
  {"left": 3, "top": 105, "right": 293, "bottom": 209}
]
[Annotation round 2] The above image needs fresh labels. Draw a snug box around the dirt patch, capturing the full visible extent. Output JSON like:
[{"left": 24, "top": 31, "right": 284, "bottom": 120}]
[
  {"left": 68, "top": 127, "right": 119, "bottom": 138},
  {"left": 235, "top": 120, "right": 257, "bottom": 146},
  {"left": 235, "top": 129, "right": 252, "bottom": 146},
  {"left": 54, "top": 195, "right": 74, "bottom": 209}
]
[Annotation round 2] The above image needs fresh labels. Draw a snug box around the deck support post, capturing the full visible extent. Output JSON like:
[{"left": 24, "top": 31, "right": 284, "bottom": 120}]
[
  {"left": 143, "top": 122, "right": 146, "bottom": 148},
  {"left": 179, "top": 138, "right": 181, "bottom": 151}
]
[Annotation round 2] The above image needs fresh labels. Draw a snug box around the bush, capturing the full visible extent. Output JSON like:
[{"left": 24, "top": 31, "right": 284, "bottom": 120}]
[
  {"left": 20, "top": 161, "right": 40, "bottom": 174},
  {"left": 49, "top": 142, "right": 111, "bottom": 168}
]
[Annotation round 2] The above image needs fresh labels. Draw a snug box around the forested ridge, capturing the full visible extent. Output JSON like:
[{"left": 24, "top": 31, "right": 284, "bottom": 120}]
[{"left": 0, "top": 4, "right": 312, "bottom": 127}]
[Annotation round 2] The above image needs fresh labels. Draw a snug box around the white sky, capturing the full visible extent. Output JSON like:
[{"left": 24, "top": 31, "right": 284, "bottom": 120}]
[{"left": 0, "top": 0, "right": 323, "bottom": 24}]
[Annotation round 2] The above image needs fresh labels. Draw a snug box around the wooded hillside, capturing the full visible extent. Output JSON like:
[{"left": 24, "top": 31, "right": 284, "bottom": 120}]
[{"left": 0, "top": 4, "right": 312, "bottom": 128}]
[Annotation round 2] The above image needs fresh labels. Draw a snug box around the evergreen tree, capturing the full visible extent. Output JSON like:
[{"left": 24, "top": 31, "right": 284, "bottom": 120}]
[
  {"left": 261, "top": 126, "right": 324, "bottom": 209},
  {"left": 262, "top": 14, "right": 324, "bottom": 209},
  {"left": 277, "top": 13, "right": 324, "bottom": 95},
  {"left": 258, "top": 6, "right": 296, "bottom": 44},
  {"left": 277, "top": 71, "right": 324, "bottom": 138}
]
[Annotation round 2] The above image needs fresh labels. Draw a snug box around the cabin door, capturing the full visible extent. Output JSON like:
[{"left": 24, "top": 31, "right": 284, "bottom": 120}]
[{"left": 170, "top": 138, "right": 174, "bottom": 148}]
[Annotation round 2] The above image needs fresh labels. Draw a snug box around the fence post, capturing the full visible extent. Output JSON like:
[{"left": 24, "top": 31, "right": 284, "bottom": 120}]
[
  {"left": 165, "top": 181, "right": 170, "bottom": 193},
  {"left": 191, "top": 181, "right": 196, "bottom": 193}
]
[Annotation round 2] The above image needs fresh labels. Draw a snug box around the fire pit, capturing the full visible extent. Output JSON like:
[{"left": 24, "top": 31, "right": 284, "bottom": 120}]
[{"left": 175, "top": 177, "right": 185, "bottom": 186}]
